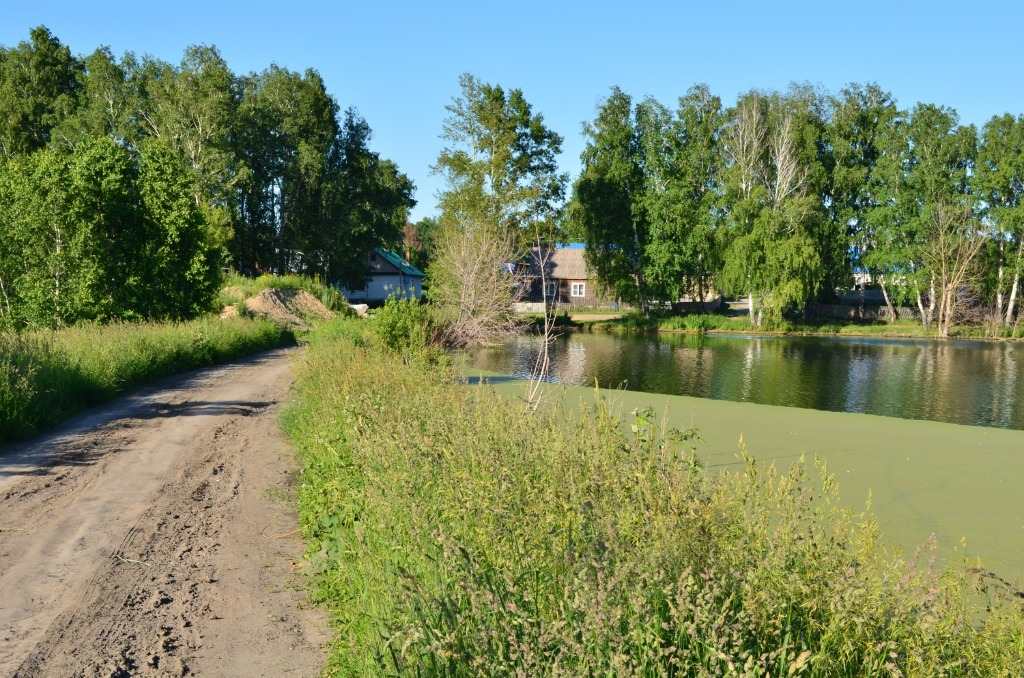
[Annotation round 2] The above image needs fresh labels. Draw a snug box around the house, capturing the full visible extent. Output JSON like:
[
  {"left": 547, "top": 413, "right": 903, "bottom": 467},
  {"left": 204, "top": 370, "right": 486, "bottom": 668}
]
[
  {"left": 522, "top": 245, "right": 612, "bottom": 308},
  {"left": 340, "top": 248, "right": 424, "bottom": 303}
]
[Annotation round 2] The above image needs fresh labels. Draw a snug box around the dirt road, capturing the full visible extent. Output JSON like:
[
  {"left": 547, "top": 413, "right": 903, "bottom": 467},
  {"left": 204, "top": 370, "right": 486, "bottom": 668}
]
[{"left": 0, "top": 349, "right": 326, "bottom": 677}]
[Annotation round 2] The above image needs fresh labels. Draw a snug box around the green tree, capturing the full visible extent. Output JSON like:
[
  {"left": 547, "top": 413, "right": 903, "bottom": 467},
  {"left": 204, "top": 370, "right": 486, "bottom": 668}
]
[
  {"left": 138, "top": 140, "right": 221, "bottom": 319},
  {"left": 0, "top": 26, "right": 83, "bottom": 157},
  {"left": 877, "top": 103, "right": 979, "bottom": 334},
  {"left": 570, "top": 87, "right": 650, "bottom": 312},
  {"left": 308, "top": 108, "right": 415, "bottom": 287},
  {"left": 0, "top": 139, "right": 146, "bottom": 327},
  {"left": 640, "top": 85, "right": 726, "bottom": 306},
  {"left": 719, "top": 89, "right": 826, "bottom": 325},
  {"left": 909, "top": 105, "right": 980, "bottom": 335},
  {"left": 429, "top": 74, "right": 562, "bottom": 344},
  {"left": 404, "top": 216, "right": 439, "bottom": 273},
  {"left": 434, "top": 72, "right": 565, "bottom": 232},
  {"left": 232, "top": 65, "right": 340, "bottom": 273},
  {"left": 134, "top": 46, "right": 238, "bottom": 208},
  {"left": 976, "top": 113, "right": 1024, "bottom": 326},
  {"left": 827, "top": 83, "right": 904, "bottom": 317}
]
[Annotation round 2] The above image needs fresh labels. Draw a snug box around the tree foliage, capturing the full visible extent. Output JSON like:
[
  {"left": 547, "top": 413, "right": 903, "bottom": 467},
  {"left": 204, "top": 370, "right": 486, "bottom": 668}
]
[
  {"left": 434, "top": 73, "right": 565, "bottom": 233},
  {"left": 570, "top": 87, "right": 650, "bottom": 311},
  {"left": 0, "top": 25, "right": 416, "bottom": 328}
]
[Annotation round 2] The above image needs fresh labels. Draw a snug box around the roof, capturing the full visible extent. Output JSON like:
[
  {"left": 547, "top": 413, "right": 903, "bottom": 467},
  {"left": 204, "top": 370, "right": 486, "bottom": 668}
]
[
  {"left": 373, "top": 247, "right": 424, "bottom": 277},
  {"left": 526, "top": 247, "right": 590, "bottom": 280}
]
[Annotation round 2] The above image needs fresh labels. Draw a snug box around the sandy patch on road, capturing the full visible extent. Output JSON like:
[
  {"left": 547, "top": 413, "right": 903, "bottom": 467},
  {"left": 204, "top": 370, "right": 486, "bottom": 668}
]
[{"left": 0, "top": 349, "right": 326, "bottom": 677}]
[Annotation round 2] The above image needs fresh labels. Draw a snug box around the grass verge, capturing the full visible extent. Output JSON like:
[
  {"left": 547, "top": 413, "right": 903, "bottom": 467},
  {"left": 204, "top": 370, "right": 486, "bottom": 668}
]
[
  {"left": 1, "top": 316, "right": 295, "bottom": 443},
  {"left": 286, "top": 317, "right": 1024, "bottom": 676}
]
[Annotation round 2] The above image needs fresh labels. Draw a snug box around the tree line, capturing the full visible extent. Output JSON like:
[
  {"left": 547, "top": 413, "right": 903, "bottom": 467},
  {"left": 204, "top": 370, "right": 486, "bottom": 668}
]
[
  {"left": 569, "top": 83, "right": 1024, "bottom": 336},
  {"left": 0, "top": 26, "right": 414, "bottom": 329}
]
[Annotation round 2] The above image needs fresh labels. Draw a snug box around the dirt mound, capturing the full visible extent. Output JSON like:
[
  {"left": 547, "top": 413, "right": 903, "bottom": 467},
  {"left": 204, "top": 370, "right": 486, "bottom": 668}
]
[{"left": 244, "top": 288, "right": 333, "bottom": 326}]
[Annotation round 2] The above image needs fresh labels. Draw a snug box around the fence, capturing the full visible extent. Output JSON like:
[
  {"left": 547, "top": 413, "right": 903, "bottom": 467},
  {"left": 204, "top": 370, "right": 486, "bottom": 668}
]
[{"left": 805, "top": 302, "right": 919, "bottom": 321}]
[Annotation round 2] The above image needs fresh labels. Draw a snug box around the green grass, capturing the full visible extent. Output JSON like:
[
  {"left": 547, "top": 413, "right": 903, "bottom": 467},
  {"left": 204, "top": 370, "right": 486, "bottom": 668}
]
[
  {"left": 1, "top": 316, "right": 295, "bottom": 443},
  {"left": 286, "top": 317, "right": 1024, "bottom": 676}
]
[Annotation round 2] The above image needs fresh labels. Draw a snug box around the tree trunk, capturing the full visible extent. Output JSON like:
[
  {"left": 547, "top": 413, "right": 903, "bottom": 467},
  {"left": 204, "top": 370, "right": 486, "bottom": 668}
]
[
  {"left": 879, "top": 279, "right": 897, "bottom": 321},
  {"left": 915, "top": 286, "right": 929, "bottom": 331},
  {"left": 1006, "top": 238, "right": 1024, "bottom": 327},
  {"left": 997, "top": 263, "right": 1005, "bottom": 320},
  {"left": 928, "top": 274, "right": 937, "bottom": 333}
]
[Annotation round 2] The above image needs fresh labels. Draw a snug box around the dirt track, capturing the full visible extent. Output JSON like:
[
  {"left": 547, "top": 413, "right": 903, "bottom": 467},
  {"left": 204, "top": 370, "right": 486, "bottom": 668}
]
[{"left": 0, "top": 349, "right": 326, "bottom": 677}]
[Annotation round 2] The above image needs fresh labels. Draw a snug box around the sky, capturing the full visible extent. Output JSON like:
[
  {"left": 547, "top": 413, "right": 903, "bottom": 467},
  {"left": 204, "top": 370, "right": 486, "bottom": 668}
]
[{"left": 4, "top": 1, "right": 1024, "bottom": 223}]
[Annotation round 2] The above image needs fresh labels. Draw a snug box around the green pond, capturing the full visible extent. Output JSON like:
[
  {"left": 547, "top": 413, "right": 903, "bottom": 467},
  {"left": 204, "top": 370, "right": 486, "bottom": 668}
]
[{"left": 467, "top": 332, "right": 1024, "bottom": 430}]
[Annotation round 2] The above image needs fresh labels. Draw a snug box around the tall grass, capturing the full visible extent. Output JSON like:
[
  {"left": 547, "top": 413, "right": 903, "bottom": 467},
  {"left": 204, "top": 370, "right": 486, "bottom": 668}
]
[
  {"left": 1, "top": 316, "right": 294, "bottom": 443},
  {"left": 287, "top": 317, "right": 1024, "bottom": 676}
]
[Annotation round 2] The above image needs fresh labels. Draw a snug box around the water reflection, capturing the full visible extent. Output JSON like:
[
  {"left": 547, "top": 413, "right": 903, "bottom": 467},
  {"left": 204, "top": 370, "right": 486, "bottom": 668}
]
[{"left": 467, "top": 333, "right": 1024, "bottom": 430}]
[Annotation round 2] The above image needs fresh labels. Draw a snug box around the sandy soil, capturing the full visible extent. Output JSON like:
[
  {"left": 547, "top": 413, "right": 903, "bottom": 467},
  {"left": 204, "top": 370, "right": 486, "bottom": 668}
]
[
  {"left": 0, "top": 349, "right": 327, "bottom": 677},
  {"left": 244, "top": 290, "right": 333, "bottom": 327}
]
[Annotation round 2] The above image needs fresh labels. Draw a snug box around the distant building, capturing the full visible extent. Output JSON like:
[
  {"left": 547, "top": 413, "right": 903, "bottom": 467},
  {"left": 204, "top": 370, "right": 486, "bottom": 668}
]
[
  {"left": 340, "top": 248, "right": 424, "bottom": 303},
  {"left": 521, "top": 246, "right": 610, "bottom": 307}
]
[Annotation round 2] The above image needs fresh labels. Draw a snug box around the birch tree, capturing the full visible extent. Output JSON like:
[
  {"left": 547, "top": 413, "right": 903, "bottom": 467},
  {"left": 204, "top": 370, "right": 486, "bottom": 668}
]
[
  {"left": 900, "top": 104, "right": 978, "bottom": 332},
  {"left": 720, "top": 90, "right": 825, "bottom": 325},
  {"left": 429, "top": 73, "right": 563, "bottom": 345},
  {"left": 641, "top": 85, "right": 726, "bottom": 306},
  {"left": 977, "top": 113, "right": 1024, "bottom": 327}
]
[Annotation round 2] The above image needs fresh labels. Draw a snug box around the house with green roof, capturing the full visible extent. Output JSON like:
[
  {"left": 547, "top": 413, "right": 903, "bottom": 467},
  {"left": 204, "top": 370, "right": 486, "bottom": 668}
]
[{"left": 341, "top": 248, "right": 424, "bottom": 303}]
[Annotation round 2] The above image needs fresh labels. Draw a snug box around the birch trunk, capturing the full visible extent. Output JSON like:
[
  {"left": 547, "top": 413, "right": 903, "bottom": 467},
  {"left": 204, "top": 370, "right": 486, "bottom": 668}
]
[
  {"left": 915, "top": 286, "right": 929, "bottom": 331},
  {"left": 879, "top": 280, "right": 897, "bottom": 321},
  {"left": 1006, "top": 275, "right": 1020, "bottom": 327},
  {"left": 1006, "top": 238, "right": 1024, "bottom": 327}
]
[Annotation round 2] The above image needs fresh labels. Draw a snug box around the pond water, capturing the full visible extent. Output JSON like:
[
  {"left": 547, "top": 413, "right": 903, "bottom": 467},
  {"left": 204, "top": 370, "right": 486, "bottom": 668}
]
[{"left": 467, "top": 332, "right": 1024, "bottom": 430}]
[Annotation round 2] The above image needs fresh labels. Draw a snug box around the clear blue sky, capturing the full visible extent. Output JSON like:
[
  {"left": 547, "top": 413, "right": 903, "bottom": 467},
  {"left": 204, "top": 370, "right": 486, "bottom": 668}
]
[{"left": 4, "top": 1, "right": 1023, "bottom": 222}]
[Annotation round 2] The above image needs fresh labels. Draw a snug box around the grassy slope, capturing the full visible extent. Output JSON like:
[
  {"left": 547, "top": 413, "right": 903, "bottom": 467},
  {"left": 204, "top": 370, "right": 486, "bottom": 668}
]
[{"left": 477, "top": 373, "right": 1024, "bottom": 581}]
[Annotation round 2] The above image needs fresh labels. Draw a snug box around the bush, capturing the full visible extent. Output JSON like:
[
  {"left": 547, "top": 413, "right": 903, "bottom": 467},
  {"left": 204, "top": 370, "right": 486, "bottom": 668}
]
[
  {"left": 287, "top": 318, "right": 1024, "bottom": 676},
  {"left": 370, "top": 296, "right": 438, "bottom": 359}
]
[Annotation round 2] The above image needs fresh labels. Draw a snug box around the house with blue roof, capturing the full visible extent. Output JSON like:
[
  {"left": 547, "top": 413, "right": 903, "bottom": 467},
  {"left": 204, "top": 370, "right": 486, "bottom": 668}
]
[{"left": 340, "top": 247, "right": 424, "bottom": 303}]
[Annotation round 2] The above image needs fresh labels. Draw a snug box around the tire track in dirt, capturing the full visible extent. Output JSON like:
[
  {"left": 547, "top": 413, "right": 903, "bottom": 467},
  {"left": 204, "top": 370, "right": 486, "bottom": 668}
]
[{"left": 0, "top": 349, "right": 326, "bottom": 677}]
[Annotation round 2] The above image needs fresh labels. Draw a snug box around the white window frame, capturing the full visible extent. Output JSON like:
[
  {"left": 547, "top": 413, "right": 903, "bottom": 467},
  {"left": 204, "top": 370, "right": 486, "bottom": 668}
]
[
  {"left": 544, "top": 281, "right": 556, "bottom": 298},
  {"left": 571, "top": 282, "right": 586, "bottom": 298}
]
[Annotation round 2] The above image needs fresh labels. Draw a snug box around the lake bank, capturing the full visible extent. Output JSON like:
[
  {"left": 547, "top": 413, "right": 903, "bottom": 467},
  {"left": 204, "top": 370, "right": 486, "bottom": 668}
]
[{"left": 472, "top": 371, "right": 1024, "bottom": 582}]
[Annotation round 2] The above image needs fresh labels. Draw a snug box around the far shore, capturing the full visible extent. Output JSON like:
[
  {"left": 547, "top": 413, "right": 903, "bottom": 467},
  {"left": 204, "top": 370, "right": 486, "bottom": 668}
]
[{"left": 470, "top": 370, "right": 1024, "bottom": 583}]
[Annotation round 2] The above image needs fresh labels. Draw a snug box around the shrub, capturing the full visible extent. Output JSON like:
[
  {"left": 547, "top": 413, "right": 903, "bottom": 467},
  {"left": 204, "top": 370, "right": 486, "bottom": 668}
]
[{"left": 370, "top": 296, "right": 438, "bottom": 358}]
